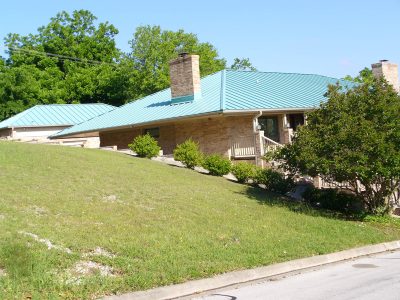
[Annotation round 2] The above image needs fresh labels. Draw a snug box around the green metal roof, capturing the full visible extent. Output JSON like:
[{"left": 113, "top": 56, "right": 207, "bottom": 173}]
[
  {"left": 0, "top": 104, "right": 115, "bottom": 129},
  {"left": 53, "top": 70, "right": 356, "bottom": 138}
]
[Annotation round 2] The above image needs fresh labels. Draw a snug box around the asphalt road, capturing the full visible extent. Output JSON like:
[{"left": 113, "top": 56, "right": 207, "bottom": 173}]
[{"left": 194, "top": 250, "right": 400, "bottom": 300}]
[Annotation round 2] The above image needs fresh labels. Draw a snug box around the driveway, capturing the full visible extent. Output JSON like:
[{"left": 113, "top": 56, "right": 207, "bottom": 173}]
[{"left": 194, "top": 250, "right": 400, "bottom": 300}]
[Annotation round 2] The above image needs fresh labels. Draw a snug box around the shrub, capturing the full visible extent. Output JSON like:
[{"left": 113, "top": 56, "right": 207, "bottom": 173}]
[
  {"left": 173, "top": 139, "right": 203, "bottom": 169},
  {"left": 202, "top": 154, "right": 232, "bottom": 176},
  {"left": 255, "top": 168, "right": 294, "bottom": 194},
  {"left": 128, "top": 134, "right": 161, "bottom": 158},
  {"left": 274, "top": 78, "right": 400, "bottom": 214},
  {"left": 231, "top": 162, "right": 256, "bottom": 183},
  {"left": 302, "top": 186, "right": 363, "bottom": 214}
]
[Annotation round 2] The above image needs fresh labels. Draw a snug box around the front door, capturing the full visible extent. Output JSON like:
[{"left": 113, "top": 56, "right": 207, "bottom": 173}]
[{"left": 258, "top": 116, "right": 279, "bottom": 142}]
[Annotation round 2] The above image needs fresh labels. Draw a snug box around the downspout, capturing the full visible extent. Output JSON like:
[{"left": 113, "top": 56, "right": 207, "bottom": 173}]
[
  {"left": 253, "top": 111, "right": 263, "bottom": 167},
  {"left": 253, "top": 111, "right": 262, "bottom": 133}
]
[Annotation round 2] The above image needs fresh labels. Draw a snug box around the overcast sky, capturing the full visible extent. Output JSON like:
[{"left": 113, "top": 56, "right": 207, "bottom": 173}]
[{"left": 1, "top": 0, "right": 399, "bottom": 78}]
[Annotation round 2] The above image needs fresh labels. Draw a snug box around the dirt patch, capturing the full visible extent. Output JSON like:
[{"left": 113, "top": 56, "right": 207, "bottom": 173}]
[
  {"left": 30, "top": 205, "right": 48, "bottom": 216},
  {"left": 102, "top": 194, "right": 125, "bottom": 204},
  {"left": 19, "top": 231, "right": 72, "bottom": 254},
  {"left": 66, "top": 261, "right": 116, "bottom": 284},
  {"left": 82, "top": 247, "right": 116, "bottom": 258},
  {"left": 74, "top": 261, "right": 115, "bottom": 276},
  {"left": 0, "top": 268, "right": 6, "bottom": 277}
]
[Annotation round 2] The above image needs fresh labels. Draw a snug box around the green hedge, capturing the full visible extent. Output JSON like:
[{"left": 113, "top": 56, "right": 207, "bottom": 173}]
[
  {"left": 202, "top": 154, "right": 232, "bottom": 176},
  {"left": 173, "top": 139, "right": 203, "bottom": 169},
  {"left": 128, "top": 134, "right": 161, "bottom": 158}
]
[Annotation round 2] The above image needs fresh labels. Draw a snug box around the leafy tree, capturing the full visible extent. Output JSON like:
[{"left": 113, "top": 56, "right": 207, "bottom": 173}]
[
  {"left": 344, "top": 67, "right": 374, "bottom": 85},
  {"left": 230, "top": 57, "right": 257, "bottom": 71},
  {"left": 1, "top": 12, "right": 233, "bottom": 121},
  {"left": 0, "top": 10, "right": 128, "bottom": 120},
  {"left": 127, "top": 25, "right": 226, "bottom": 99},
  {"left": 276, "top": 78, "right": 400, "bottom": 214}
]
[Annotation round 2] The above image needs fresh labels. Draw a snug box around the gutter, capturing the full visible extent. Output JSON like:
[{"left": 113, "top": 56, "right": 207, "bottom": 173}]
[
  {"left": 50, "top": 111, "right": 224, "bottom": 139},
  {"left": 224, "top": 107, "right": 314, "bottom": 114},
  {"left": 52, "top": 107, "right": 314, "bottom": 139}
]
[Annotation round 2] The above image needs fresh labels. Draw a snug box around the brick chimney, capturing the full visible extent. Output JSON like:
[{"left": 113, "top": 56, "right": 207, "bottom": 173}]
[
  {"left": 169, "top": 53, "right": 201, "bottom": 104},
  {"left": 371, "top": 60, "right": 399, "bottom": 93}
]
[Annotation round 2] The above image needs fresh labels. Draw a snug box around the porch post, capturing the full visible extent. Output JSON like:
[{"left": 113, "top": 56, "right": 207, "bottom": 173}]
[
  {"left": 282, "top": 114, "right": 293, "bottom": 144},
  {"left": 313, "top": 175, "right": 322, "bottom": 189},
  {"left": 254, "top": 130, "right": 265, "bottom": 168}
]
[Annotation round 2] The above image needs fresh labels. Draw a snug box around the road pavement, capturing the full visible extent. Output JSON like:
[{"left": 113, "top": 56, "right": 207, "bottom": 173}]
[{"left": 194, "top": 250, "right": 400, "bottom": 300}]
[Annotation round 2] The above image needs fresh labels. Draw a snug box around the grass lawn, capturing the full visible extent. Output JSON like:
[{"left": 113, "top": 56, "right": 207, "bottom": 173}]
[{"left": 1, "top": 141, "right": 400, "bottom": 299}]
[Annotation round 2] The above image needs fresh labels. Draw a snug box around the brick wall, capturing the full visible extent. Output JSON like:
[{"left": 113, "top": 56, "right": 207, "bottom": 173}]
[
  {"left": 372, "top": 61, "right": 399, "bottom": 93},
  {"left": 169, "top": 54, "right": 201, "bottom": 98},
  {"left": 0, "top": 128, "right": 11, "bottom": 138},
  {"left": 100, "top": 128, "right": 141, "bottom": 149},
  {"left": 98, "top": 115, "right": 255, "bottom": 157}
]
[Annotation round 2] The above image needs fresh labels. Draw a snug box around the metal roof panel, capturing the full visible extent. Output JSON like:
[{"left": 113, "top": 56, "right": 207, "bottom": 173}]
[
  {"left": 0, "top": 104, "right": 115, "bottom": 129},
  {"left": 53, "top": 70, "right": 357, "bottom": 137}
]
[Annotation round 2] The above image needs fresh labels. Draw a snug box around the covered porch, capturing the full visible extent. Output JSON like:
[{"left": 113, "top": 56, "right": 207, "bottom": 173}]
[{"left": 229, "top": 112, "right": 306, "bottom": 166}]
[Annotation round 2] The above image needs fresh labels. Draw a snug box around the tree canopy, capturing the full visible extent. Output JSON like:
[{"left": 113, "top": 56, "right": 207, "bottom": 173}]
[
  {"left": 277, "top": 78, "right": 400, "bottom": 214},
  {"left": 0, "top": 11, "right": 228, "bottom": 121},
  {"left": 344, "top": 67, "right": 374, "bottom": 85},
  {"left": 230, "top": 57, "right": 257, "bottom": 71},
  {"left": 127, "top": 25, "right": 226, "bottom": 99}
]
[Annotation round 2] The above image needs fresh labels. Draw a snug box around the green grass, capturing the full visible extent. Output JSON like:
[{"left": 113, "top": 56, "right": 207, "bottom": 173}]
[{"left": 0, "top": 141, "right": 399, "bottom": 299}]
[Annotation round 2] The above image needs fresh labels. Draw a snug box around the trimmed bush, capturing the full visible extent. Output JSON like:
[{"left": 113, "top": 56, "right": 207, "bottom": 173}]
[
  {"left": 302, "top": 186, "right": 363, "bottom": 214},
  {"left": 255, "top": 168, "right": 294, "bottom": 194},
  {"left": 173, "top": 139, "right": 203, "bottom": 169},
  {"left": 202, "top": 154, "right": 232, "bottom": 176},
  {"left": 128, "top": 134, "right": 161, "bottom": 158},
  {"left": 231, "top": 162, "right": 256, "bottom": 183}
]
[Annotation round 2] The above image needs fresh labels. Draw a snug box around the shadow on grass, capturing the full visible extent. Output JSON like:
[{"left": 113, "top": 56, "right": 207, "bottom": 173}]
[{"left": 237, "top": 185, "right": 363, "bottom": 221}]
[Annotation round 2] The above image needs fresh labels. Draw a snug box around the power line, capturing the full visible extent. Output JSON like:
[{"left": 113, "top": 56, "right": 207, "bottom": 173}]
[{"left": 9, "top": 47, "right": 117, "bottom": 66}]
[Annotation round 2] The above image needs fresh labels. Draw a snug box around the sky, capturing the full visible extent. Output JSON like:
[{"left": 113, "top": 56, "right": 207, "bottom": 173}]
[{"left": 1, "top": 0, "right": 399, "bottom": 78}]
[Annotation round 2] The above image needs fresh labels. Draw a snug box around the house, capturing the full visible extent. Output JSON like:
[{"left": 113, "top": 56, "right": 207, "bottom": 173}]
[
  {"left": 0, "top": 104, "right": 115, "bottom": 145},
  {"left": 52, "top": 55, "right": 398, "bottom": 166}
]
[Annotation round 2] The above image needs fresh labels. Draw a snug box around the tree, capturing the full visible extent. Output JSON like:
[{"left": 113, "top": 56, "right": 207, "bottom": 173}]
[
  {"left": 276, "top": 78, "right": 400, "bottom": 214},
  {"left": 230, "top": 57, "right": 257, "bottom": 71},
  {"left": 127, "top": 25, "right": 226, "bottom": 99},
  {"left": 0, "top": 10, "right": 128, "bottom": 120},
  {"left": 344, "top": 67, "right": 374, "bottom": 85}
]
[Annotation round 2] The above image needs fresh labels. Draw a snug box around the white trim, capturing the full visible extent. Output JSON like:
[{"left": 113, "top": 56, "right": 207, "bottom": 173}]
[
  {"left": 223, "top": 108, "right": 314, "bottom": 114},
  {"left": 53, "top": 108, "right": 313, "bottom": 139}
]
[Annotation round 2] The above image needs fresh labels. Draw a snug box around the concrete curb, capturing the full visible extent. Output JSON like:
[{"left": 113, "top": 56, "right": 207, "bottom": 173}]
[{"left": 103, "top": 240, "right": 400, "bottom": 300}]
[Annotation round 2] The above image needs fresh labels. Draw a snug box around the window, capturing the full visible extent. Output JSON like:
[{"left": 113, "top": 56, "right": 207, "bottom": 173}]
[
  {"left": 288, "top": 114, "right": 304, "bottom": 131},
  {"left": 258, "top": 116, "right": 279, "bottom": 142},
  {"left": 144, "top": 127, "right": 160, "bottom": 138}
]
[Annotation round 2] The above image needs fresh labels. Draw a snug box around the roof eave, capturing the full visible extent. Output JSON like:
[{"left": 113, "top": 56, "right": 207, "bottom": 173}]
[
  {"left": 50, "top": 110, "right": 224, "bottom": 139},
  {"left": 222, "top": 107, "right": 316, "bottom": 114}
]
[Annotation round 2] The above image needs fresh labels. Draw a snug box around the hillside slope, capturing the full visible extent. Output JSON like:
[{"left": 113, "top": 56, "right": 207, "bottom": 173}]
[{"left": 0, "top": 141, "right": 399, "bottom": 299}]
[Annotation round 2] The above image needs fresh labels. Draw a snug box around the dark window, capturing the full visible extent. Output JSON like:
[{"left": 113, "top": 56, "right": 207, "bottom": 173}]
[
  {"left": 288, "top": 114, "right": 304, "bottom": 131},
  {"left": 144, "top": 127, "right": 160, "bottom": 138},
  {"left": 258, "top": 116, "right": 280, "bottom": 142}
]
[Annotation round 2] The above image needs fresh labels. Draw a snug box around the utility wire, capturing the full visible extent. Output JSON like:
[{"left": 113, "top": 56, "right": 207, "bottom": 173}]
[{"left": 9, "top": 47, "right": 117, "bottom": 66}]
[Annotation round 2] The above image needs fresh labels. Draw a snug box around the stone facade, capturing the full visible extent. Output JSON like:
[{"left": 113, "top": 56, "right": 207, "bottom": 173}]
[
  {"left": 169, "top": 54, "right": 201, "bottom": 98},
  {"left": 372, "top": 60, "right": 399, "bottom": 93}
]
